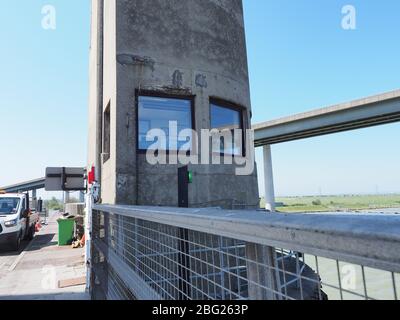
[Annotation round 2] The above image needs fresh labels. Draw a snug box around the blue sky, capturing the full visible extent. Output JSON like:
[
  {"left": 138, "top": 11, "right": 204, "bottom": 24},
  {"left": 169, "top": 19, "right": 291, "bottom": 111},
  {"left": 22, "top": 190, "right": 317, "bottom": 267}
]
[
  {"left": 0, "top": 0, "right": 90, "bottom": 198},
  {"left": 0, "top": 0, "right": 399, "bottom": 198},
  {"left": 244, "top": 0, "right": 400, "bottom": 196}
]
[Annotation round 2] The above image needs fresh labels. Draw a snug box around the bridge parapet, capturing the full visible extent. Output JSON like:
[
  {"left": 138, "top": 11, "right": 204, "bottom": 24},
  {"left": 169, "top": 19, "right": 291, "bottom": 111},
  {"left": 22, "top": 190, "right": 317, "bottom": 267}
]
[{"left": 90, "top": 205, "right": 400, "bottom": 300}]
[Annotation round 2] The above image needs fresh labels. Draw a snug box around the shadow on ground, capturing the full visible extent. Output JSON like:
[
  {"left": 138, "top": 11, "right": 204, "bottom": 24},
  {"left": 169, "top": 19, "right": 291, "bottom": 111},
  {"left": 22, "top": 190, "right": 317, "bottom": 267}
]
[
  {"left": 27, "top": 234, "right": 57, "bottom": 251},
  {"left": 0, "top": 240, "right": 30, "bottom": 256},
  {"left": 0, "top": 232, "right": 57, "bottom": 255}
]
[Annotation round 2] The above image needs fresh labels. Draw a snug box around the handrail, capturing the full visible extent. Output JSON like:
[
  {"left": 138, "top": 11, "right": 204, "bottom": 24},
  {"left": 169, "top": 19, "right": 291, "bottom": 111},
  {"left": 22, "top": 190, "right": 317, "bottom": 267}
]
[{"left": 94, "top": 205, "right": 400, "bottom": 273}]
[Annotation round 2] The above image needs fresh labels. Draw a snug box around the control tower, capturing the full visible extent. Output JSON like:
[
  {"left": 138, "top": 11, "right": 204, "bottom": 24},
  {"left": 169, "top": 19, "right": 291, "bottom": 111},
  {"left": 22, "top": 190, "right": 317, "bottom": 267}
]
[{"left": 88, "top": 0, "right": 259, "bottom": 208}]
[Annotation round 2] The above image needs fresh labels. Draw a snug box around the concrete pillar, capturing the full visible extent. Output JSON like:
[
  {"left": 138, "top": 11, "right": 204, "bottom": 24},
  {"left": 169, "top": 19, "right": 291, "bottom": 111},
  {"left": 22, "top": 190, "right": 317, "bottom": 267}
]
[
  {"left": 263, "top": 145, "right": 276, "bottom": 212},
  {"left": 64, "top": 191, "right": 70, "bottom": 204},
  {"left": 79, "top": 191, "right": 85, "bottom": 203},
  {"left": 31, "top": 189, "right": 37, "bottom": 211}
]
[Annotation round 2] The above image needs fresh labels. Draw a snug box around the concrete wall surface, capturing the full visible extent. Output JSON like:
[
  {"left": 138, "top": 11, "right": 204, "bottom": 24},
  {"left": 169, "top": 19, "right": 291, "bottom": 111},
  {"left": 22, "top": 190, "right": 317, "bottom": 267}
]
[{"left": 89, "top": 0, "right": 259, "bottom": 208}]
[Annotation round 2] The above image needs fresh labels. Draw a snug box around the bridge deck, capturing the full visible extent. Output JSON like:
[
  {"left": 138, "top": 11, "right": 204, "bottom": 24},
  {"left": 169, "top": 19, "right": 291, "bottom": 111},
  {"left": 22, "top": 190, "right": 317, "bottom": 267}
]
[
  {"left": 253, "top": 89, "right": 400, "bottom": 146},
  {"left": 1, "top": 178, "right": 45, "bottom": 193}
]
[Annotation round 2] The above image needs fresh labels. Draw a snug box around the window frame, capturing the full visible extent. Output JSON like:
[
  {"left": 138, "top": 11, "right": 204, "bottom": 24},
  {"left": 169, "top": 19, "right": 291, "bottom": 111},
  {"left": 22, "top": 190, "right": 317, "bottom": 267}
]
[
  {"left": 209, "top": 97, "right": 246, "bottom": 157},
  {"left": 135, "top": 90, "right": 196, "bottom": 155},
  {"left": 102, "top": 102, "right": 111, "bottom": 163}
]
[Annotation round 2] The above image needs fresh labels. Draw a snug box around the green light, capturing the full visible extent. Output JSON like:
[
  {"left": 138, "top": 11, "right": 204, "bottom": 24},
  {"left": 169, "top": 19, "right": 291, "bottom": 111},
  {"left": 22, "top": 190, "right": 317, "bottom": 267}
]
[{"left": 188, "top": 171, "right": 193, "bottom": 184}]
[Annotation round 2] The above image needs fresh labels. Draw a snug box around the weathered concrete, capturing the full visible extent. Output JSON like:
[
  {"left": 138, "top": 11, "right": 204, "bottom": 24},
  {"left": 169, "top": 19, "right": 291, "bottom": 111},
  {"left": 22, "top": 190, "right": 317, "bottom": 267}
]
[
  {"left": 65, "top": 203, "right": 85, "bottom": 216},
  {"left": 88, "top": 0, "right": 259, "bottom": 208}
]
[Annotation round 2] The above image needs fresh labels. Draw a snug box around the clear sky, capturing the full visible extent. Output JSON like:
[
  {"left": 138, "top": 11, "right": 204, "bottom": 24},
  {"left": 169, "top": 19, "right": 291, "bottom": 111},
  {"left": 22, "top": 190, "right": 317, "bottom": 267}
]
[
  {"left": 0, "top": 0, "right": 90, "bottom": 199},
  {"left": 244, "top": 0, "right": 400, "bottom": 196},
  {"left": 0, "top": 0, "right": 399, "bottom": 198}
]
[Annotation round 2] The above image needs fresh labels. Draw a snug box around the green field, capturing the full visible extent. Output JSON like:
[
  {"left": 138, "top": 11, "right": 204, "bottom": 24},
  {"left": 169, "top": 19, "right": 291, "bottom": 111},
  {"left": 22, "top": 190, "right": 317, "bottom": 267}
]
[{"left": 260, "top": 194, "right": 400, "bottom": 213}]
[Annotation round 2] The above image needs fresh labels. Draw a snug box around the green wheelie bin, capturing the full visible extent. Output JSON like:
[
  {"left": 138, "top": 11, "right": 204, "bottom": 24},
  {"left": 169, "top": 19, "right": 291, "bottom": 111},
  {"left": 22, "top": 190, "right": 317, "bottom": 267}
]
[{"left": 57, "top": 218, "right": 75, "bottom": 246}]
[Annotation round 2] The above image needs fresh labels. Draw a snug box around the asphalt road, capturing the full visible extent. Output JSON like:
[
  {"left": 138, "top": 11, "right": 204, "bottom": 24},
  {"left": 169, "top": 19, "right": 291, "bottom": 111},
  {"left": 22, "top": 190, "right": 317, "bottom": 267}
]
[
  {"left": 0, "top": 239, "right": 32, "bottom": 273},
  {"left": 0, "top": 214, "right": 88, "bottom": 300}
]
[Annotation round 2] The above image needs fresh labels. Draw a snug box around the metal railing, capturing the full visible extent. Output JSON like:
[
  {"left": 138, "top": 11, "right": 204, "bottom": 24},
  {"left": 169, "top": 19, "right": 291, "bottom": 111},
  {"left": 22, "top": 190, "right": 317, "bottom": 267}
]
[{"left": 90, "top": 205, "right": 400, "bottom": 300}]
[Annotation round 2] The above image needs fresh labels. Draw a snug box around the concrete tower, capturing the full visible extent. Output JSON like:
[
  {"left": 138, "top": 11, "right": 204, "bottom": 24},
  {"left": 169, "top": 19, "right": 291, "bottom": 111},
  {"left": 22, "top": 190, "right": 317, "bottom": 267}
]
[{"left": 88, "top": 0, "right": 259, "bottom": 208}]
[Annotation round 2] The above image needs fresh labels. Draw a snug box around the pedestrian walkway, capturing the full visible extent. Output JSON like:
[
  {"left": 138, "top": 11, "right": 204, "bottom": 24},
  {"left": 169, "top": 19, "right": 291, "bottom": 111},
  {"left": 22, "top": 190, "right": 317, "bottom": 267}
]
[{"left": 0, "top": 213, "right": 89, "bottom": 300}]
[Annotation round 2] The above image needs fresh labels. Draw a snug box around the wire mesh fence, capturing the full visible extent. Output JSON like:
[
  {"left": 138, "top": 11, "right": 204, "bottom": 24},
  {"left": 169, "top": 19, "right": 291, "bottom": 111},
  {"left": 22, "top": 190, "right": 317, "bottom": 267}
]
[{"left": 91, "top": 208, "right": 400, "bottom": 300}]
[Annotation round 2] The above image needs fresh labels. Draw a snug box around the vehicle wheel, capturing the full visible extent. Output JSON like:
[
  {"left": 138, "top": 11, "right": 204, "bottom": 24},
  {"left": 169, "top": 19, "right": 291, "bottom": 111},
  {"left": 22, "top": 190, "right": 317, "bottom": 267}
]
[
  {"left": 12, "top": 234, "right": 21, "bottom": 251},
  {"left": 27, "top": 226, "right": 35, "bottom": 241}
]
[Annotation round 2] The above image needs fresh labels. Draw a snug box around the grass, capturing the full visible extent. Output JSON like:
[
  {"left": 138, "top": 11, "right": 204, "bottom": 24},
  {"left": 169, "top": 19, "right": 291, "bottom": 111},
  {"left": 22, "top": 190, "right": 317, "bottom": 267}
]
[{"left": 260, "top": 194, "right": 400, "bottom": 213}]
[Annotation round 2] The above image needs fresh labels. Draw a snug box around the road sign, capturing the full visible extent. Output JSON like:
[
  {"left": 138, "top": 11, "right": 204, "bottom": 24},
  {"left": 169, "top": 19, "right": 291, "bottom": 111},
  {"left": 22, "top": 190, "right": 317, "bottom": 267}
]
[{"left": 45, "top": 167, "right": 86, "bottom": 191}]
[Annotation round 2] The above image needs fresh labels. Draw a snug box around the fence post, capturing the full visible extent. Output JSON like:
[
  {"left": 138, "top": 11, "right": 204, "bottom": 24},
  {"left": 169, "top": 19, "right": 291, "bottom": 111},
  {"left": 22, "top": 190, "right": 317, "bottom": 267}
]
[
  {"left": 91, "top": 210, "right": 110, "bottom": 300},
  {"left": 178, "top": 228, "right": 191, "bottom": 300},
  {"left": 104, "top": 211, "right": 110, "bottom": 297},
  {"left": 246, "top": 243, "right": 282, "bottom": 300}
]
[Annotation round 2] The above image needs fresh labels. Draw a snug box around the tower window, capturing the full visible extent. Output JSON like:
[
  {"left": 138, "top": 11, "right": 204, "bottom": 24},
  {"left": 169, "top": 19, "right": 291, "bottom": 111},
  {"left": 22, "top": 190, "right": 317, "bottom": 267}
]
[
  {"left": 210, "top": 100, "right": 244, "bottom": 156},
  {"left": 103, "top": 103, "right": 111, "bottom": 163},
  {"left": 138, "top": 95, "right": 193, "bottom": 152}
]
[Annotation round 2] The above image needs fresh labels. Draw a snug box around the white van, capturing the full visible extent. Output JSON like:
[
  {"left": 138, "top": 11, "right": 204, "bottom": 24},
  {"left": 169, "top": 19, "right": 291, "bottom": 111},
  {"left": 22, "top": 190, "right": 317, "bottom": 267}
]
[{"left": 0, "top": 193, "right": 39, "bottom": 251}]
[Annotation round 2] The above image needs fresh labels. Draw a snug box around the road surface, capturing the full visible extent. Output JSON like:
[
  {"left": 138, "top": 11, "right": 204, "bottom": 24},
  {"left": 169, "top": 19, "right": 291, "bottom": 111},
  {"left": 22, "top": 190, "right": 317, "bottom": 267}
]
[{"left": 0, "top": 213, "right": 89, "bottom": 300}]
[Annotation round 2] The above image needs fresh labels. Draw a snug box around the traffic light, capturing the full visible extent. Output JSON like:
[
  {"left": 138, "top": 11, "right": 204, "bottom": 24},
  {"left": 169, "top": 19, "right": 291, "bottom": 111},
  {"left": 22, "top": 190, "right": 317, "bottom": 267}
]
[{"left": 188, "top": 171, "right": 193, "bottom": 184}]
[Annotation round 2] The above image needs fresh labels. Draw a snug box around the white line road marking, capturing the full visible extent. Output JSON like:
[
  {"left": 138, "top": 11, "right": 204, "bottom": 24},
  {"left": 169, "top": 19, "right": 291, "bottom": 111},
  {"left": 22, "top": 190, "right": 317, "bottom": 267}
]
[
  {"left": 6, "top": 222, "right": 48, "bottom": 272},
  {"left": 7, "top": 239, "right": 35, "bottom": 272},
  {"left": 0, "top": 253, "right": 15, "bottom": 270}
]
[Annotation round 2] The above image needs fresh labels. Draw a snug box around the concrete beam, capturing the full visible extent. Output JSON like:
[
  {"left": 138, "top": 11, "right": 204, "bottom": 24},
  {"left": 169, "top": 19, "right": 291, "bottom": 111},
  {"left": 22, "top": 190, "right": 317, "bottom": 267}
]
[
  {"left": 1, "top": 178, "right": 45, "bottom": 193},
  {"left": 253, "top": 89, "right": 400, "bottom": 146}
]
